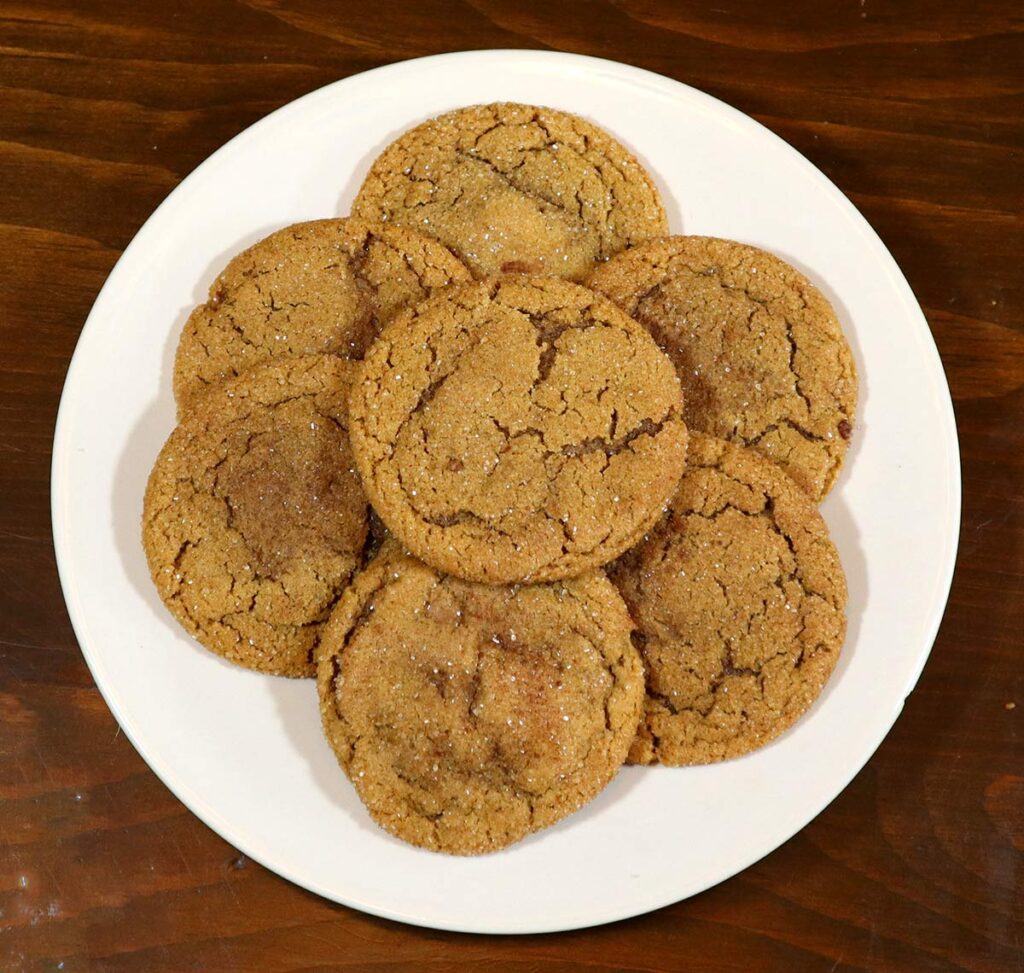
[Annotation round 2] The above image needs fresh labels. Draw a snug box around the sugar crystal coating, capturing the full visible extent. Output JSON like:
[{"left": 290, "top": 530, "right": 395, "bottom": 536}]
[
  {"left": 143, "top": 356, "right": 370, "bottom": 677},
  {"left": 173, "top": 217, "right": 471, "bottom": 412},
  {"left": 589, "top": 236, "right": 857, "bottom": 500},
  {"left": 610, "top": 433, "right": 848, "bottom": 765},
  {"left": 353, "top": 103, "right": 667, "bottom": 281},
  {"left": 348, "top": 276, "right": 689, "bottom": 583},
  {"left": 316, "top": 542, "right": 644, "bottom": 854}
]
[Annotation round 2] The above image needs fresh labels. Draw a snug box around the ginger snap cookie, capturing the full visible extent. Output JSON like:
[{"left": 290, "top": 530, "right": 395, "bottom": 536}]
[
  {"left": 352, "top": 103, "right": 667, "bottom": 281},
  {"left": 588, "top": 236, "right": 857, "bottom": 500},
  {"left": 143, "top": 356, "right": 370, "bottom": 677},
  {"left": 173, "top": 217, "right": 471, "bottom": 411},
  {"left": 609, "top": 433, "right": 847, "bottom": 766},
  {"left": 347, "top": 276, "right": 689, "bottom": 584},
  {"left": 316, "top": 543, "right": 644, "bottom": 855}
]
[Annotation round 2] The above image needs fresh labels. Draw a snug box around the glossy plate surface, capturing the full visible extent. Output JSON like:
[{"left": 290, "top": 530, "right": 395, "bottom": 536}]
[{"left": 52, "top": 50, "right": 960, "bottom": 933}]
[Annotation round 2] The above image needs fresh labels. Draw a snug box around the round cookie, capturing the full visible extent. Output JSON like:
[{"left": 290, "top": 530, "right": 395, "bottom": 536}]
[
  {"left": 347, "top": 276, "right": 689, "bottom": 584},
  {"left": 143, "top": 356, "right": 370, "bottom": 677},
  {"left": 173, "top": 217, "right": 471, "bottom": 411},
  {"left": 352, "top": 102, "right": 667, "bottom": 281},
  {"left": 588, "top": 236, "right": 857, "bottom": 500},
  {"left": 316, "top": 543, "right": 644, "bottom": 855},
  {"left": 609, "top": 433, "right": 847, "bottom": 766}
]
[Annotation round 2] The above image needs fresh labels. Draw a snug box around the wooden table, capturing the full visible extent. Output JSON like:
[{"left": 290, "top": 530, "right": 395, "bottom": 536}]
[{"left": 2, "top": 2, "right": 1021, "bottom": 970}]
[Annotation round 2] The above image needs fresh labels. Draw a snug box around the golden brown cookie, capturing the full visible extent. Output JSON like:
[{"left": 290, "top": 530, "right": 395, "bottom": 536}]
[
  {"left": 316, "top": 543, "right": 644, "bottom": 855},
  {"left": 352, "top": 103, "right": 667, "bottom": 281},
  {"left": 143, "top": 356, "right": 370, "bottom": 677},
  {"left": 347, "top": 276, "right": 689, "bottom": 584},
  {"left": 610, "top": 433, "right": 847, "bottom": 766},
  {"left": 588, "top": 236, "right": 857, "bottom": 500},
  {"left": 173, "top": 218, "right": 471, "bottom": 411}
]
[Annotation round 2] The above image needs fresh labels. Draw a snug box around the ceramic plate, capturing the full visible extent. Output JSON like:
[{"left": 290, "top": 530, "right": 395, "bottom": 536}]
[{"left": 52, "top": 50, "right": 960, "bottom": 934}]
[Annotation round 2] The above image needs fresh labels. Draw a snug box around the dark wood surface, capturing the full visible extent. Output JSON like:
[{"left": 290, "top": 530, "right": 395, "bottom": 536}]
[{"left": 1, "top": 2, "right": 1021, "bottom": 970}]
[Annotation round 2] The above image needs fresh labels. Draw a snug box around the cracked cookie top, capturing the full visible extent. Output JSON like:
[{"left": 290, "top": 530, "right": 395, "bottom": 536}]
[
  {"left": 316, "top": 542, "right": 644, "bottom": 855},
  {"left": 347, "top": 277, "right": 689, "bottom": 584},
  {"left": 143, "top": 356, "right": 370, "bottom": 677},
  {"left": 351, "top": 103, "right": 667, "bottom": 281},
  {"left": 588, "top": 236, "right": 857, "bottom": 501},
  {"left": 610, "top": 433, "right": 847, "bottom": 766},
  {"left": 172, "top": 217, "right": 472, "bottom": 412}
]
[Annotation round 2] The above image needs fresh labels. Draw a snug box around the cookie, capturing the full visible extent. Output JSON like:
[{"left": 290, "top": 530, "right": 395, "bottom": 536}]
[
  {"left": 610, "top": 433, "right": 847, "bottom": 765},
  {"left": 173, "top": 217, "right": 472, "bottom": 411},
  {"left": 588, "top": 236, "right": 857, "bottom": 500},
  {"left": 143, "top": 356, "right": 370, "bottom": 677},
  {"left": 347, "top": 276, "right": 689, "bottom": 584},
  {"left": 316, "top": 543, "right": 644, "bottom": 855},
  {"left": 352, "top": 103, "right": 667, "bottom": 281}
]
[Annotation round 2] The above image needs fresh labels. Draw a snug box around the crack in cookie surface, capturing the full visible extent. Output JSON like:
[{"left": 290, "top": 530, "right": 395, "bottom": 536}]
[
  {"left": 609, "top": 433, "right": 847, "bottom": 766},
  {"left": 173, "top": 218, "right": 471, "bottom": 412},
  {"left": 352, "top": 103, "right": 667, "bottom": 281},
  {"left": 315, "top": 543, "right": 644, "bottom": 855},
  {"left": 348, "top": 277, "right": 689, "bottom": 583},
  {"left": 143, "top": 356, "right": 370, "bottom": 677},
  {"left": 588, "top": 236, "right": 857, "bottom": 501}
]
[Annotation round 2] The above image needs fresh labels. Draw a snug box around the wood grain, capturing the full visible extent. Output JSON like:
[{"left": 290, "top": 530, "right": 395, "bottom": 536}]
[{"left": 1, "top": 1, "right": 1021, "bottom": 970}]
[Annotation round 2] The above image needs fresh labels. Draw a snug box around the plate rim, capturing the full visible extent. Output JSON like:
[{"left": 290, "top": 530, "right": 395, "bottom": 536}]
[{"left": 51, "top": 48, "right": 962, "bottom": 935}]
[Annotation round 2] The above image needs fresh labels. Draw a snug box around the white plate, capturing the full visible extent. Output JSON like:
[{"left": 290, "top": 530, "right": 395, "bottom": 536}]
[{"left": 52, "top": 50, "right": 960, "bottom": 934}]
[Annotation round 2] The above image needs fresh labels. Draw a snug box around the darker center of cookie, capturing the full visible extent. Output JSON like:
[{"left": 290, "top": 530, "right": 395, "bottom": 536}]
[{"left": 218, "top": 409, "right": 366, "bottom": 575}]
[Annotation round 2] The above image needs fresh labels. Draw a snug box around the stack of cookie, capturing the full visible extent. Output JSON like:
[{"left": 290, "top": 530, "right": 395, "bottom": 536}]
[{"left": 143, "top": 103, "right": 855, "bottom": 855}]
